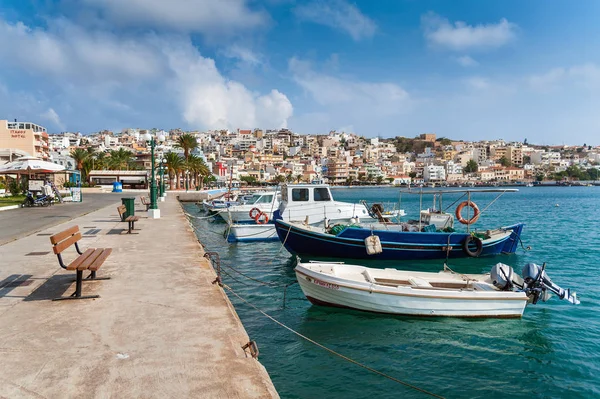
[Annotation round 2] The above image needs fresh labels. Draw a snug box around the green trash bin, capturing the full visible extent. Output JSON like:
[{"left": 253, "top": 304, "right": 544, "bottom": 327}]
[{"left": 121, "top": 197, "right": 136, "bottom": 218}]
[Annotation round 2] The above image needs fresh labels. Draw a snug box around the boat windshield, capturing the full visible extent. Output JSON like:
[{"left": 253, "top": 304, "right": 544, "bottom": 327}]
[{"left": 247, "top": 194, "right": 273, "bottom": 204}]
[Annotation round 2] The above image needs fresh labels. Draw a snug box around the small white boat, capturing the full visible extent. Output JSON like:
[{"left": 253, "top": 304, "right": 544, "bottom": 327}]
[
  {"left": 226, "top": 223, "right": 279, "bottom": 242},
  {"left": 295, "top": 261, "right": 579, "bottom": 318}
]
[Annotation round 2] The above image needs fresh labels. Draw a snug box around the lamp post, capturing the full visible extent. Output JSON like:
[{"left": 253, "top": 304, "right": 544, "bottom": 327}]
[
  {"left": 159, "top": 158, "right": 167, "bottom": 198},
  {"left": 143, "top": 132, "right": 166, "bottom": 219}
]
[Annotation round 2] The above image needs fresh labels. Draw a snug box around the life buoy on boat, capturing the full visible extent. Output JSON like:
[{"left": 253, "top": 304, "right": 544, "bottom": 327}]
[
  {"left": 455, "top": 200, "right": 480, "bottom": 225},
  {"left": 249, "top": 207, "right": 261, "bottom": 219},
  {"left": 462, "top": 235, "right": 483, "bottom": 257},
  {"left": 255, "top": 212, "right": 269, "bottom": 224}
]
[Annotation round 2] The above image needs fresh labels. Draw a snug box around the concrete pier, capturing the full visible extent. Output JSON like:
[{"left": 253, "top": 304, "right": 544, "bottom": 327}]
[{"left": 0, "top": 196, "right": 278, "bottom": 398}]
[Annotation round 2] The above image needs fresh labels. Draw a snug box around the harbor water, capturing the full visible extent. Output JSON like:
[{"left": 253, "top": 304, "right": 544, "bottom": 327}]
[{"left": 184, "top": 186, "right": 600, "bottom": 398}]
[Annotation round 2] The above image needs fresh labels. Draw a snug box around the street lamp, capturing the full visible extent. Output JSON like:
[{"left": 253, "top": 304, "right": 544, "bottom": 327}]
[
  {"left": 159, "top": 158, "right": 167, "bottom": 198},
  {"left": 143, "top": 131, "right": 166, "bottom": 219}
]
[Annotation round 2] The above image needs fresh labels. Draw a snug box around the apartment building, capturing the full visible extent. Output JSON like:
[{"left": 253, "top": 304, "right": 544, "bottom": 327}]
[
  {"left": 326, "top": 159, "right": 349, "bottom": 184},
  {"left": 0, "top": 119, "right": 50, "bottom": 160}
]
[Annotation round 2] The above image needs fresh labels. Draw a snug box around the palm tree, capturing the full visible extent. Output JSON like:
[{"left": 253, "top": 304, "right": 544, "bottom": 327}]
[
  {"left": 165, "top": 152, "right": 183, "bottom": 190},
  {"left": 175, "top": 134, "right": 198, "bottom": 160},
  {"left": 295, "top": 174, "right": 303, "bottom": 183},
  {"left": 107, "top": 148, "right": 134, "bottom": 170},
  {"left": 70, "top": 148, "right": 89, "bottom": 171},
  {"left": 186, "top": 155, "right": 210, "bottom": 190},
  {"left": 285, "top": 173, "right": 294, "bottom": 183},
  {"left": 274, "top": 174, "right": 286, "bottom": 184}
]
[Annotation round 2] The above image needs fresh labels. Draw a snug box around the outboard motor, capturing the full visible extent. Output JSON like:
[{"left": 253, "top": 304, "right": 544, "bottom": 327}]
[
  {"left": 522, "top": 263, "right": 580, "bottom": 305},
  {"left": 490, "top": 263, "right": 524, "bottom": 290}
]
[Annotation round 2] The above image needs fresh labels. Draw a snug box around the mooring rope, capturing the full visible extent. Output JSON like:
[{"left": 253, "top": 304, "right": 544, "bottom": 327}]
[{"left": 223, "top": 285, "right": 445, "bottom": 399}]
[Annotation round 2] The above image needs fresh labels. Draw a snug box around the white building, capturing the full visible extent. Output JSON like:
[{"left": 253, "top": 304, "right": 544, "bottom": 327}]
[
  {"left": 423, "top": 165, "right": 446, "bottom": 182},
  {"left": 446, "top": 160, "right": 463, "bottom": 175}
]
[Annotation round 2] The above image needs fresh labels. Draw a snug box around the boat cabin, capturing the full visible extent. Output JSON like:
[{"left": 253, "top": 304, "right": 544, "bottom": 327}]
[
  {"left": 281, "top": 184, "right": 333, "bottom": 204},
  {"left": 245, "top": 192, "right": 278, "bottom": 205}
]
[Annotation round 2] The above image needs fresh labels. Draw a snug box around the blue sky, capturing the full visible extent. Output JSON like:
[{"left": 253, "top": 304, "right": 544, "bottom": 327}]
[{"left": 1, "top": 0, "right": 599, "bottom": 145}]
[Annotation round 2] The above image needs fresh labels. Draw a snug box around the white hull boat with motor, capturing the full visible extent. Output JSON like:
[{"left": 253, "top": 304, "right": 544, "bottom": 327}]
[
  {"left": 295, "top": 261, "right": 579, "bottom": 318},
  {"left": 227, "top": 184, "right": 399, "bottom": 242}
]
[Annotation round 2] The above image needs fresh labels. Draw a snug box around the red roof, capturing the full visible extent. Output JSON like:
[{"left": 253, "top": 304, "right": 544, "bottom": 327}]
[{"left": 239, "top": 130, "right": 251, "bottom": 135}]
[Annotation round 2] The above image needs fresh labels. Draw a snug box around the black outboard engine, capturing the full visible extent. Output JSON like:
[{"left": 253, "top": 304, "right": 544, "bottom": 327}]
[{"left": 522, "top": 263, "right": 580, "bottom": 305}]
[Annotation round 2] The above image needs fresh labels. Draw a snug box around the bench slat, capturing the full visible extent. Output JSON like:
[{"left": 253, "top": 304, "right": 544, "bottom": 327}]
[
  {"left": 117, "top": 205, "right": 126, "bottom": 215},
  {"left": 50, "top": 226, "right": 79, "bottom": 245},
  {"left": 67, "top": 248, "right": 96, "bottom": 270},
  {"left": 52, "top": 232, "right": 82, "bottom": 254},
  {"left": 125, "top": 216, "right": 140, "bottom": 222},
  {"left": 77, "top": 248, "right": 105, "bottom": 271},
  {"left": 88, "top": 248, "right": 112, "bottom": 271}
]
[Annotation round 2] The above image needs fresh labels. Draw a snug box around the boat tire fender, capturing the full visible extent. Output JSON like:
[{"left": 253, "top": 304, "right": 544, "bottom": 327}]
[
  {"left": 462, "top": 236, "right": 483, "bottom": 257},
  {"left": 249, "top": 207, "right": 261, "bottom": 219},
  {"left": 456, "top": 200, "right": 481, "bottom": 225},
  {"left": 255, "top": 212, "right": 269, "bottom": 224}
]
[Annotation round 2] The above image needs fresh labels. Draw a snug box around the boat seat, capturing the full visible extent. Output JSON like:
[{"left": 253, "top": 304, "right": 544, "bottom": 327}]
[
  {"left": 408, "top": 276, "right": 433, "bottom": 288},
  {"left": 471, "top": 282, "right": 497, "bottom": 291}
]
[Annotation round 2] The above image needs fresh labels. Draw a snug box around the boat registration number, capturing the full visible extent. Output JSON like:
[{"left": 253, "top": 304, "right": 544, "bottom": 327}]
[{"left": 308, "top": 277, "right": 339, "bottom": 290}]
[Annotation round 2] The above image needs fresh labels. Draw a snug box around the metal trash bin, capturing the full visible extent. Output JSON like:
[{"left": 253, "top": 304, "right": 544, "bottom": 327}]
[{"left": 121, "top": 197, "right": 135, "bottom": 218}]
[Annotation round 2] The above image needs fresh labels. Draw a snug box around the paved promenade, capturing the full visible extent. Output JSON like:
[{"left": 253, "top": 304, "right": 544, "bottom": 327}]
[{"left": 0, "top": 195, "right": 278, "bottom": 398}]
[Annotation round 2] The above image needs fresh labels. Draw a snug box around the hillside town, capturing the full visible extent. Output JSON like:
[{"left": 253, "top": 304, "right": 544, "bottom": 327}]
[{"left": 1, "top": 119, "right": 600, "bottom": 189}]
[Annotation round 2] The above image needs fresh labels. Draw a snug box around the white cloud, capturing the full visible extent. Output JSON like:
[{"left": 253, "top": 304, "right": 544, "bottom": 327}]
[
  {"left": 456, "top": 55, "right": 478, "bottom": 67},
  {"left": 165, "top": 42, "right": 292, "bottom": 130},
  {"left": 528, "top": 64, "right": 600, "bottom": 91},
  {"left": 295, "top": 0, "right": 376, "bottom": 41},
  {"left": 80, "top": 0, "right": 267, "bottom": 34},
  {"left": 422, "top": 13, "right": 517, "bottom": 51},
  {"left": 220, "top": 45, "right": 263, "bottom": 66},
  {"left": 0, "top": 17, "right": 293, "bottom": 131},
  {"left": 41, "top": 108, "right": 66, "bottom": 131},
  {"left": 289, "top": 57, "right": 408, "bottom": 110}
]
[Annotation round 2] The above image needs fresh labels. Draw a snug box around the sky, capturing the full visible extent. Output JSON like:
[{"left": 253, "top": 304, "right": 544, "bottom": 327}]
[{"left": 0, "top": 0, "right": 599, "bottom": 145}]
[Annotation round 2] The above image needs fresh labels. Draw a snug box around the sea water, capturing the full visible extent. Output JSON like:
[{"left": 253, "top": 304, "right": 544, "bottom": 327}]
[{"left": 184, "top": 186, "right": 600, "bottom": 398}]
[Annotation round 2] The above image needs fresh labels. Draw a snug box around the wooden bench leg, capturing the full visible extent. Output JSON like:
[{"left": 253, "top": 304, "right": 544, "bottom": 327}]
[{"left": 53, "top": 270, "right": 100, "bottom": 301}]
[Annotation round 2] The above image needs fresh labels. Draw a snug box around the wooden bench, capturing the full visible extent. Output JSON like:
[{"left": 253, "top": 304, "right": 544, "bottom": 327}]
[
  {"left": 117, "top": 205, "right": 140, "bottom": 234},
  {"left": 49, "top": 226, "right": 112, "bottom": 300},
  {"left": 140, "top": 196, "right": 151, "bottom": 211}
]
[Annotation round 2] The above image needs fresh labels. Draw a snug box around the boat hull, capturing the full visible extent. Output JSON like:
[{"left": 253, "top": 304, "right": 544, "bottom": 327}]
[
  {"left": 275, "top": 220, "right": 524, "bottom": 261},
  {"left": 227, "top": 223, "right": 279, "bottom": 242},
  {"left": 295, "top": 265, "right": 527, "bottom": 318}
]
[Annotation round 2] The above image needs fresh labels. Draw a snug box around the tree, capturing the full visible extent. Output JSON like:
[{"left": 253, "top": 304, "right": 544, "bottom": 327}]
[
  {"left": 240, "top": 175, "right": 257, "bottom": 185},
  {"left": 295, "top": 174, "right": 303, "bottom": 183},
  {"left": 70, "top": 148, "right": 89, "bottom": 171},
  {"left": 437, "top": 137, "right": 452, "bottom": 146},
  {"left": 367, "top": 173, "right": 374, "bottom": 183},
  {"left": 285, "top": 173, "right": 294, "bottom": 183},
  {"left": 523, "top": 155, "right": 531, "bottom": 165},
  {"left": 376, "top": 176, "right": 384, "bottom": 185},
  {"left": 165, "top": 152, "right": 184, "bottom": 190},
  {"left": 464, "top": 159, "right": 478, "bottom": 173},
  {"left": 175, "top": 134, "right": 198, "bottom": 160},
  {"left": 408, "top": 171, "right": 417, "bottom": 179},
  {"left": 106, "top": 148, "right": 134, "bottom": 170},
  {"left": 346, "top": 176, "right": 355, "bottom": 186},
  {"left": 274, "top": 174, "right": 286, "bottom": 184},
  {"left": 186, "top": 154, "right": 210, "bottom": 189},
  {"left": 498, "top": 156, "right": 511, "bottom": 167}
]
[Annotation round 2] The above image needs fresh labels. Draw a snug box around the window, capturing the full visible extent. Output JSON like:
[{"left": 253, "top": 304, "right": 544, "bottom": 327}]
[
  {"left": 314, "top": 187, "right": 331, "bottom": 201},
  {"left": 25, "top": 124, "right": 31, "bottom": 129},
  {"left": 292, "top": 188, "right": 309, "bottom": 202},
  {"left": 258, "top": 195, "right": 273, "bottom": 204}
]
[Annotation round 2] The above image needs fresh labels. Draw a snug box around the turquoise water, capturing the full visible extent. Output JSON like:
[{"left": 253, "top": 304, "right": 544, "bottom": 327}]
[{"left": 184, "top": 187, "right": 600, "bottom": 398}]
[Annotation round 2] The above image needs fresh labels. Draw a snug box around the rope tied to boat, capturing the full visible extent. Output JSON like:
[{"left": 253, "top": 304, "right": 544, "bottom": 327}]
[{"left": 223, "top": 284, "right": 445, "bottom": 399}]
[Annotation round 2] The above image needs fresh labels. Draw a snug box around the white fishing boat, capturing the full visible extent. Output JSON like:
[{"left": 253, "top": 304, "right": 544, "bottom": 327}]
[
  {"left": 295, "top": 261, "right": 579, "bottom": 318},
  {"left": 216, "top": 191, "right": 280, "bottom": 223},
  {"left": 228, "top": 184, "right": 397, "bottom": 242}
]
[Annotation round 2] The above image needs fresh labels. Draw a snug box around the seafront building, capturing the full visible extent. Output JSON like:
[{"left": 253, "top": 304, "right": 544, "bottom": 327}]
[
  {"left": 0, "top": 119, "right": 50, "bottom": 161},
  {"left": 1, "top": 118, "right": 599, "bottom": 188}
]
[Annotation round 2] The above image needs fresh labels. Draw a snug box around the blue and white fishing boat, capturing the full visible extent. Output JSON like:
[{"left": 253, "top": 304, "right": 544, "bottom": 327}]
[{"left": 274, "top": 189, "right": 526, "bottom": 261}]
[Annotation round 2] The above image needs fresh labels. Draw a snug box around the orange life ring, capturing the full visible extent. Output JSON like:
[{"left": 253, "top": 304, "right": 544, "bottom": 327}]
[
  {"left": 455, "top": 200, "right": 480, "bottom": 225},
  {"left": 255, "top": 212, "right": 269, "bottom": 224},
  {"left": 249, "top": 207, "right": 261, "bottom": 219}
]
